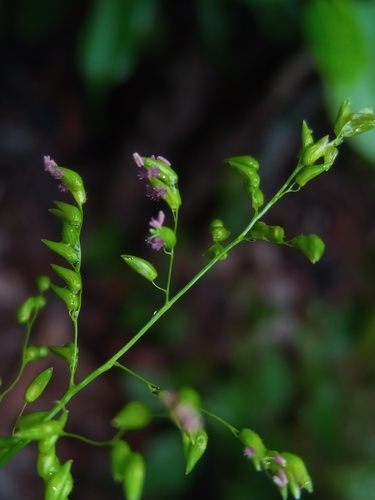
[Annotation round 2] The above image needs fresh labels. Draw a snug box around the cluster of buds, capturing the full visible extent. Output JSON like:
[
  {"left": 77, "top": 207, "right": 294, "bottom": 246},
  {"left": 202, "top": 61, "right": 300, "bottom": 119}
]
[
  {"left": 204, "top": 219, "right": 230, "bottom": 260},
  {"left": 240, "top": 428, "right": 313, "bottom": 499}
]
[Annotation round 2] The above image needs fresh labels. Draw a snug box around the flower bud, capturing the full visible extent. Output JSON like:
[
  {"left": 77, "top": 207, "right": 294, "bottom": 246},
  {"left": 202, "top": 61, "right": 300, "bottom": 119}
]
[
  {"left": 340, "top": 110, "right": 375, "bottom": 137},
  {"left": 295, "top": 164, "right": 329, "bottom": 188},
  {"left": 57, "top": 166, "right": 86, "bottom": 207},
  {"left": 185, "top": 429, "right": 208, "bottom": 474},
  {"left": 154, "top": 226, "right": 177, "bottom": 250},
  {"left": 142, "top": 157, "right": 178, "bottom": 185},
  {"left": 50, "top": 284, "right": 79, "bottom": 312},
  {"left": 225, "top": 156, "right": 259, "bottom": 171},
  {"left": 49, "top": 343, "right": 76, "bottom": 367},
  {"left": 203, "top": 242, "right": 227, "bottom": 261},
  {"left": 50, "top": 201, "right": 82, "bottom": 227},
  {"left": 244, "top": 184, "right": 264, "bottom": 210},
  {"left": 121, "top": 255, "right": 158, "bottom": 281},
  {"left": 239, "top": 428, "right": 267, "bottom": 471},
  {"left": 123, "top": 452, "right": 145, "bottom": 500},
  {"left": 149, "top": 178, "right": 182, "bottom": 210},
  {"left": 37, "top": 275, "right": 51, "bottom": 293},
  {"left": 210, "top": 219, "right": 230, "bottom": 242},
  {"left": 24, "top": 368, "right": 53, "bottom": 404},
  {"left": 334, "top": 99, "right": 352, "bottom": 136},
  {"left": 61, "top": 222, "right": 80, "bottom": 249},
  {"left": 301, "top": 135, "right": 329, "bottom": 166},
  {"left": 42, "top": 240, "right": 79, "bottom": 265},
  {"left": 51, "top": 265, "right": 82, "bottom": 292},
  {"left": 17, "top": 296, "right": 46, "bottom": 324},
  {"left": 112, "top": 401, "right": 151, "bottom": 431},
  {"left": 15, "top": 420, "right": 62, "bottom": 440},
  {"left": 301, "top": 121, "right": 314, "bottom": 149},
  {"left": 281, "top": 452, "right": 313, "bottom": 498},
  {"left": 110, "top": 440, "right": 131, "bottom": 482},
  {"left": 249, "top": 222, "right": 284, "bottom": 243},
  {"left": 45, "top": 460, "right": 73, "bottom": 500},
  {"left": 25, "top": 346, "right": 49, "bottom": 362},
  {"left": 290, "top": 234, "right": 325, "bottom": 263}
]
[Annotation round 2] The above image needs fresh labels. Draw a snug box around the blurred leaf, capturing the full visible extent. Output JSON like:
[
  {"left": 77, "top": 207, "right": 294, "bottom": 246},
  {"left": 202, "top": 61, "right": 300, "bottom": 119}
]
[
  {"left": 0, "top": 438, "right": 27, "bottom": 468},
  {"left": 77, "top": 0, "right": 158, "bottom": 94},
  {"left": 304, "top": 0, "right": 375, "bottom": 163}
]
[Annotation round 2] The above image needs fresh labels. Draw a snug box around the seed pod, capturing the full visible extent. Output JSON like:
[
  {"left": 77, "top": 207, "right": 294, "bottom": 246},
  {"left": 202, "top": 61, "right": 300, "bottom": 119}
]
[
  {"left": 225, "top": 156, "right": 260, "bottom": 171},
  {"left": 295, "top": 164, "right": 329, "bottom": 188},
  {"left": 301, "top": 135, "right": 329, "bottom": 166},
  {"left": 45, "top": 460, "right": 73, "bottom": 500},
  {"left": 17, "top": 296, "right": 46, "bottom": 324},
  {"left": 15, "top": 420, "right": 62, "bottom": 440},
  {"left": 210, "top": 220, "right": 230, "bottom": 242},
  {"left": 42, "top": 240, "right": 79, "bottom": 266},
  {"left": 112, "top": 401, "right": 151, "bottom": 431},
  {"left": 153, "top": 226, "right": 177, "bottom": 250},
  {"left": 38, "top": 434, "right": 59, "bottom": 455},
  {"left": 24, "top": 368, "right": 53, "bottom": 404},
  {"left": 203, "top": 242, "right": 227, "bottom": 261},
  {"left": 51, "top": 265, "right": 82, "bottom": 292},
  {"left": 185, "top": 429, "right": 208, "bottom": 474},
  {"left": 239, "top": 428, "right": 267, "bottom": 471},
  {"left": 281, "top": 452, "right": 313, "bottom": 497},
  {"left": 61, "top": 222, "right": 80, "bottom": 249},
  {"left": 49, "top": 343, "right": 76, "bottom": 367},
  {"left": 244, "top": 184, "right": 264, "bottom": 210},
  {"left": 142, "top": 157, "right": 178, "bottom": 185},
  {"left": 249, "top": 222, "right": 285, "bottom": 243},
  {"left": 37, "top": 275, "right": 51, "bottom": 293},
  {"left": 121, "top": 255, "right": 158, "bottom": 281},
  {"left": 50, "top": 284, "right": 79, "bottom": 312},
  {"left": 50, "top": 201, "right": 82, "bottom": 227},
  {"left": 25, "top": 346, "right": 49, "bottom": 362},
  {"left": 110, "top": 440, "right": 131, "bottom": 482},
  {"left": 123, "top": 452, "right": 145, "bottom": 500},
  {"left": 57, "top": 166, "right": 86, "bottom": 207},
  {"left": 149, "top": 177, "right": 182, "bottom": 210},
  {"left": 16, "top": 411, "right": 50, "bottom": 431},
  {"left": 290, "top": 234, "right": 325, "bottom": 263},
  {"left": 37, "top": 451, "right": 60, "bottom": 479}
]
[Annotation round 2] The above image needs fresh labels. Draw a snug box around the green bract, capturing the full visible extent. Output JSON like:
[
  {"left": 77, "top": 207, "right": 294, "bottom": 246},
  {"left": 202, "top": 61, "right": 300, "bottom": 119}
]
[
  {"left": 57, "top": 166, "right": 86, "bottom": 207},
  {"left": 121, "top": 255, "right": 158, "bottom": 281},
  {"left": 210, "top": 219, "right": 230, "bottom": 242},
  {"left": 301, "top": 121, "right": 314, "bottom": 149},
  {"left": 15, "top": 420, "right": 62, "bottom": 440},
  {"left": 225, "top": 155, "right": 259, "bottom": 171},
  {"left": 112, "top": 401, "right": 151, "bottom": 431},
  {"left": 184, "top": 429, "right": 208, "bottom": 474},
  {"left": 49, "top": 343, "right": 76, "bottom": 367},
  {"left": 50, "top": 284, "right": 79, "bottom": 312},
  {"left": 249, "top": 222, "right": 285, "bottom": 243},
  {"left": 17, "top": 296, "right": 46, "bottom": 324},
  {"left": 204, "top": 242, "right": 227, "bottom": 261},
  {"left": 334, "top": 99, "right": 352, "bottom": 136},
  {"left": 142, "top": 157, "right": 178, "bottom": 185},
  {"left": 301, "top": 135, "right": 329, "bottom": 166},
  {"left": 295, "top": 164, "right": 330, "bottom": 188},
  {"left": 290, "top": 234, "right": 325, "bottom": 263},
  {"left": 51, "top": 265, "right": 82, "bottom": 292},
  {"left": 281, "top": 452, "right": 313, "bottom": 499},
  {"left": 42, "top": 240, "right": 79, "bottom": 266},
  {"left": 24, "top": 367, "right": 53, "bottom": 403},
  {"left": 149, "top": 177, "right": 182, "bottom": 210},
  {"left": 45, "top": 460, "right": 73, "bottom": 500},
  {"left": 122, "top": 452, "right": 145, "bottom": 500},
  {"left": 239, "top": 428, "right": 267, "bottom": 471},
  {"left": 50, "top": 201, "right": 82, "bottom": 227},
  {"left": 110, "top": 440, "right": 131, "bottom": 482}
]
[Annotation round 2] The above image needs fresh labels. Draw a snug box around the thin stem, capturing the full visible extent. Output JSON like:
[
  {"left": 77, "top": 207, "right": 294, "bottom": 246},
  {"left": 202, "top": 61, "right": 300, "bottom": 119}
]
[
  {"left": 114, "top": 362, "right": 159, "bottom": 392},
  {"left": 62, "top": 432, "right": 113, "bottom": 447},
  {"left": 200, "top": 408, "right": 239, "bottom": 437},
  {"left": 165, "top": 209, "right": 179, "bottom": 303}
]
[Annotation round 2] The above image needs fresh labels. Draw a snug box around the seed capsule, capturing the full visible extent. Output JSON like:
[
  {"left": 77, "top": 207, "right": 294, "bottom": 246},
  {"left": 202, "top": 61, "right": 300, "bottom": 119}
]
[
  {"left": 48, "top": 343, "right": 76, "bottom": 367},
  {"left": 295, "top": 164, "right": 329, "bottom": 188},
  {"left": 50, "top": 201, "right": 82, "bottom": 227},
  {"left": 142, "top": 157, "right": 178, "bottom": 185},
  {"left": 25, "top": 346, "right": 49, "bottom": 362},
  {"left": 290, "top": 234, "right": 325, "bottom": 263},
  {"left": 122, "top": 452, "right": 145, "bottom": 500},
  {"left": 17, "top": 296, "right": 46, "bottom": 324},
  {"left": 121, "top": 255, "right": 158, "bottom": 281},
  {"left": 50, "top": 284, "right": 79, "bottom": 312},
  {"left": 15, "top": 420, "right": 62, "bottom": 440},
  {"left": 112, "top": 401, "right": 151, "bottom": 431},
  {"left": 42, "top": 240, "right": 79, "bottom": 266},
  {"left": 110, "top": 440, "right": 131, "bottom": 482},
  {"left": 301, "top": 135, "right": 329, "bottom": 166},
  {"left": 24, "top": 368, "right": 53, "bottom": 404},
  {"left": 185, "top": 429, "right": 208, "bottom": 474},
  {"left": 225, "top": 156, "right": 260, "bottom": 171},
  {"left": 51, "top": 265, "right": 82, "bottom": 292}
]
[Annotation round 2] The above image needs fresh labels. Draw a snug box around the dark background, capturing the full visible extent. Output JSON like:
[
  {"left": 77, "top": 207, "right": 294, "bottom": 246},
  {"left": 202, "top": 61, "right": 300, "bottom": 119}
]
[{"left": 1, "top": 1, "right": 375, "bottom": 499}]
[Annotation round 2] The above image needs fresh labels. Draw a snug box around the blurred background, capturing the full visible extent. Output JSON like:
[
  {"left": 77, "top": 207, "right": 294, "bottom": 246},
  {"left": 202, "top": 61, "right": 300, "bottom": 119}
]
[{"left": 1, "top": 0, "right": 375, "bottom": 499}]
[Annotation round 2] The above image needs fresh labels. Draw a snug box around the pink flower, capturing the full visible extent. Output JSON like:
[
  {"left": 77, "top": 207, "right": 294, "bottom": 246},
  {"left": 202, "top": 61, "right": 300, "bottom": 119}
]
[
  {"left": 43, "top": 156, "right": 64, "bottom": 179},
  {"left": 146, "top": 236, "right": 165, "bottom": 251},
  {"left": 243, "top": 447, "right": 256, "bottom": 459},
  {"left": 133, "top": 152, "right": 144, "bottom": 167},
  {"left": 149, "top": 211, "right": 165, "bottom": 229},
  {"left": 273, "top": 469, "right": 288, "bottom": 489},
  {"left": 273, "top": 453, "right": 287, "bottom": 467},
  {"left": 156, "top": 155, "right": 171, "bottom": 166}
]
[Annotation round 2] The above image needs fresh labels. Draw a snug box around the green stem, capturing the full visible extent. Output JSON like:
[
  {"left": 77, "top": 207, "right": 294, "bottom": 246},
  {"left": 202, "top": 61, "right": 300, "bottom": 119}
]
[
  {"left": 165, "top": 210, "right": 179, "bottom": 303},
  {"left": 200, "top": 408, "right": 239, "bottom": 437},
  {"left": 114, "top": 362, "right": 159, "bottom": 392},
  {"left": 62, "top": 432, "right": 113, "bottom": 447}
]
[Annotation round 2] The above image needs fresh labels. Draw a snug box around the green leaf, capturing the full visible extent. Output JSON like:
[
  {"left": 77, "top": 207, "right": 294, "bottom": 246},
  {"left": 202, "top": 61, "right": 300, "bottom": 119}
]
[{"left": 0, "top": 437, "right": 28, "bottom": 468}]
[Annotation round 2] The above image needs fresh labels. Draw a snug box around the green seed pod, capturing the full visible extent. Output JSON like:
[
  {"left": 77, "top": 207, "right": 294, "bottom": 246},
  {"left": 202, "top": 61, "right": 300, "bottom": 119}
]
[
  {"left": 341, "top": 110, "right": 375, "bottom": 137},
  {"left": 24, "top": 368, "right": 53, "bottom": 404},
  {"left": 149, "top": 177, "right": 182, "bottom": 210},
  {"left": 61, "top": 222, "right": 80, "bottom": 249},
  {"left": 225, "top": 156, "right": 260, "bottom": 171},
  {"left": 38, "top": 434, "right": 59, "bottom": 455},
  {"left": 203, "top": 242, "right": 227, "bottom": 261},
  {"left": 37, "top": 275, "right": 51, "bottom": 293},
  {"left": 57, "top": 166, "right": 86, "bottom": 207},
  {"left": 49, "top": 343, "right": 76, "bottom": 367},
  {"left": 249, "top": 222, "right": 284, "bottom": 243},
  {"left": 290, "top": 234, "right": 325, "bottom": 263},
  {"left": 185, "top": 429, "right": 208, "bottom": 474},
  {"left": 244, "top": 184, "right": 264, "bottom": 210},
  {"left": 16, "top": 411, "right": 50, "bottom": 431},
  {"left": 301, "top": 121, "right": 314, "bottom": 149},
  {"left": 154, "top": 226, "right": 177, "bottom": 250},
  {"left": 25, "top": 346, "right": 49, "bottom": 362},
  {"left": 15, "top": 420, "right": 62, "bottom": 440},
  {"left": 121, "top": 255, "right": 158, "bottom": 281},
  {"left": 110, "top": 440, "right": 131, "bottom": 482},
  {"left": 50, "top": 284, "right": 79, "bottom": 312},
  {"left": 239, "top": 428, "right": 267, "bottom": 471},
  {"left": 42, "top": 240, "right": 79, "bottom": 266},
  {"left": 51, "top": 264, "right": 82, "bottom": 292},
  {"left": 37, "top": 451, "right": 60, "bottom": 480},
  {"left": 281, "top": 452, "right": 313, "bottom": 497},
  {"left": 50, "top": 201, "right": 82, "bottom": 227},
  {"left": 45, "top": 460, "right": 73, "bottom": 500},
  {"left": 210, "top": 220, "right": 230, "bottom": 242},
  {"left": 334, "top": 99, "right": 352, "bottom": 136},
  {"left": 112, "top": 401, "right": 151, "bottom": 431},
  {"left": 17, "top": 296, "right": 46, "bottom": 324},
  {"left": 142, "top": 157, "right": 178, "bottom": 185},
  {"left": 324, "top": 145, "right": 338, "bottom": 166},
  {"left": 123, "top": 452, "right": 145, "bottom": 500},
  {"left": 301, "top": 135, "right": 329, "bottom": 166}
]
